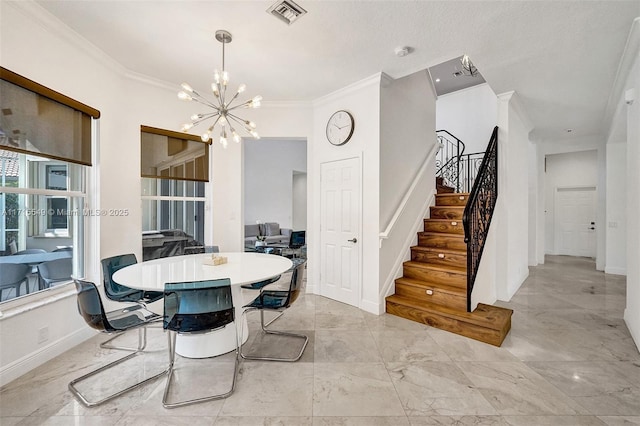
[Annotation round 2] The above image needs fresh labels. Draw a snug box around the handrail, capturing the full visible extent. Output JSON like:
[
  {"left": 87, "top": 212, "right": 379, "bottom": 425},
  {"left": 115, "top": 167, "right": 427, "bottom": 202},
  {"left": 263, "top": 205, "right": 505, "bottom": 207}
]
[
  {"left": 379, "top": 143, "right": 439, "bottom": 245},
  {"left": 462, "top": 126, "right": 499, "bottom": 312},
  {"left": 436, "top": 130, "right": 466, "bottom": 192}
]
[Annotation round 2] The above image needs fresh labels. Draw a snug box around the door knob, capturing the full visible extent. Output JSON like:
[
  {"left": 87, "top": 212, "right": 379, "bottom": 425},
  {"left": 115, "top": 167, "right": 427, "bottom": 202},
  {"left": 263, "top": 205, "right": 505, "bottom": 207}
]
[{"left": 348, "top": 238, "right": 357, "bottom": 243}]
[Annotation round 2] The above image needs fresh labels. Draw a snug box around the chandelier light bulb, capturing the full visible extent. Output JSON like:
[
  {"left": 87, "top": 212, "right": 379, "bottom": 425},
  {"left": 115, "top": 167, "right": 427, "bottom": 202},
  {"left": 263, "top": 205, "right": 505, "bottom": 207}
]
[
  {"left": 178, "top": 91, "right": 192, "bottom": 101},
  {"left": 178, "top": 30, "right": 260, "bottom": 145}
]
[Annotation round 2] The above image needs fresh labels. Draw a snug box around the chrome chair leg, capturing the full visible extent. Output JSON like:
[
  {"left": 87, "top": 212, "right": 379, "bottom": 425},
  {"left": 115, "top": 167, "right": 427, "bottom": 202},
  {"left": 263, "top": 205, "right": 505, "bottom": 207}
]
[
  {"left": 68, "top": 348, "right": 168, "bottom": 407},
  {"left": 240, "top": 308, "right": 308, "bottom": 362},
  {"left": 162, "top": 327, "right": 240, "bottom": 409}
]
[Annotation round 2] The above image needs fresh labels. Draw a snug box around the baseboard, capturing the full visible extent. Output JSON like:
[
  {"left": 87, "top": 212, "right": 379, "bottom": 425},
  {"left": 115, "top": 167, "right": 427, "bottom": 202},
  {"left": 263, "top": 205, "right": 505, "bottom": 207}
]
[
  {"left": 0, "top": 327, "right": 94, "bottom": 387},
  {"left": 605, "top": 266, "right": 627, "bottom": 276},
  {"left": 624, "top": 308, "right": 640, "bottom": 353},
  {"left": 360, "top": 298, "right": 382, "bottom": 315},
  {"left": 506, "top": 269, "right": 529, "bottom": 301}
]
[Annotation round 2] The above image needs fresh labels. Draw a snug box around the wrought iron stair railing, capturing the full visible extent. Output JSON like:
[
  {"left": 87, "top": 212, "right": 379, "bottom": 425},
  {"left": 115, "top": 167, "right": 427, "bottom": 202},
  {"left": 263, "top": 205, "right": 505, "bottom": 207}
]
[
  {"left": 436, "top": 130, "right": 465, "bottom": 192},
  {"left": 462, "top": 126, "right": 498, "bottom": 312}
]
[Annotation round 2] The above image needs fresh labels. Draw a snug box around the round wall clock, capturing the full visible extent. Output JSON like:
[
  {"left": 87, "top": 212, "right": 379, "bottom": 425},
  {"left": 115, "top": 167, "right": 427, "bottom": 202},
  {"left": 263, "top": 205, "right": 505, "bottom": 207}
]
[{"left": 326, "top": 110, "right": 354, "bottom": 146}]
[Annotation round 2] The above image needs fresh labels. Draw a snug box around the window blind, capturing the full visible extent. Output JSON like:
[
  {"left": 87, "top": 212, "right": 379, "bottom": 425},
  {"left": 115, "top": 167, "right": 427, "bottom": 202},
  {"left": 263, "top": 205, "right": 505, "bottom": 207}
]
[
  {"left": 141, "top": 125, "right": 209, "bottom": 182},
  {"left": 0, "top": 67, "right": 99, "bottom": 166}
]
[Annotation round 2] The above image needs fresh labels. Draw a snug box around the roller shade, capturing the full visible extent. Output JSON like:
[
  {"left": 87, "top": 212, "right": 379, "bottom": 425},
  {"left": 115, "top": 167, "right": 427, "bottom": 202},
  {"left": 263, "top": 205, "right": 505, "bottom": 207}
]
[
  {"left": 141, "top": 125, "right": 209, "bottom": 182},
  {"left": 0, "top": 67, "right": 99, "bottom": 166}
]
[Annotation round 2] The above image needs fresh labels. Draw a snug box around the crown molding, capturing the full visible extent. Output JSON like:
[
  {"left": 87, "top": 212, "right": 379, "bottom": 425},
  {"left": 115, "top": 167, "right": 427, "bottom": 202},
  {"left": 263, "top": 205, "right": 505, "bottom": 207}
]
[
  {"left": 312, "top": 72, "right": 383, "bottom": 107},
  {"left": 7, "top": 0, "right": 127, "bottom": 76},
  {"left": 261, "top": 100, "right": 313, "bottom": 109},
  {"left": 603, "top": 17, "right": 640, "bottom": 136}
]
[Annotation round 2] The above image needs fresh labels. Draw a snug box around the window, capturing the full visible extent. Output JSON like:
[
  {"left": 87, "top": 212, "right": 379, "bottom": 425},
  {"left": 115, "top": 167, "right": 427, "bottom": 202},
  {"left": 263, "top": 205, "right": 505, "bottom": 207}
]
[
  {"left": 140, "top": 125, "right": 209, "bottom": 261},
  {"left": 141, "top": 178, "right": 205, "bottom": 260},
  {"left": 0, "top": 67, "right": 98, "bottom": 304},
  {"left": 0, "top": 149, "right": 87, "bottom": 303}
]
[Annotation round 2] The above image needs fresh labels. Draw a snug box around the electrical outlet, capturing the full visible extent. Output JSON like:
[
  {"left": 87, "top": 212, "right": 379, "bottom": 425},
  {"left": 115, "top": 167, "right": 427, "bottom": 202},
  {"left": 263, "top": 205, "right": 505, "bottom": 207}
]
[{"left": 37, "top": 327, "right": 49, "bottom": 344}]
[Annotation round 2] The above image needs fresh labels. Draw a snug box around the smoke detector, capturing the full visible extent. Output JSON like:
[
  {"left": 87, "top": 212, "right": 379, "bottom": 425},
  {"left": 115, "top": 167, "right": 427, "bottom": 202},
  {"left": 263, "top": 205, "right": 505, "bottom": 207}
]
[
  {"left": 395, "top": 46, "right": 411, "bottom": 57},
  {"left": 267, "top": 0, "right": 307, "bottom": 25}
]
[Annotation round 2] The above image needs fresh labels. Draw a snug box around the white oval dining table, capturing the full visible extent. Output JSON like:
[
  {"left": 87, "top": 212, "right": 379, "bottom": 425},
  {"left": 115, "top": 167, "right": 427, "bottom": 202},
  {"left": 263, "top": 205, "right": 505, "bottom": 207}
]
[{"left": 113, "top": 252, "right": 292, "bottom": 358}]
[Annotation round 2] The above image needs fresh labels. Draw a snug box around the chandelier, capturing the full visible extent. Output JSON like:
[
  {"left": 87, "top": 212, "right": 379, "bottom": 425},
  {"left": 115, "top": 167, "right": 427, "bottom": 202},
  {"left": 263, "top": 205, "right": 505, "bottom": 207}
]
[
  {"left": 460, "top": 54, "right": 479, "bottom": 77},
  {"left": 178, "top": 30, "right": 261, "bottom": 148}
]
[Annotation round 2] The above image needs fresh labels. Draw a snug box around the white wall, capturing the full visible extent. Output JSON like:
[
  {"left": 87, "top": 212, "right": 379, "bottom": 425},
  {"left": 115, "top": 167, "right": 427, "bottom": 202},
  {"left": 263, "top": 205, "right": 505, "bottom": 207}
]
[
  {"left": 527, "top": 142, "right": 540, "bottom": 266},
  {"left": 543, "top": 150, "right": 598, "bottom": 255},
  {"left": 436, "top": 83, "right": 498, "bottom": 154},
  {"left": 378, "top": 71, "right": 437, "bottom": 310},
  {"left": 292, "top": 173, "right": 307, "bottom": 231},
  {"left": 622, "top": 43, "right": 640, "bottom": 350},
  {"left": 244, "top": 139, "right": 306, "bottom": 229},
  {"left": 485, "top": 92, "right": 532, "bottom": 304},
  {"left": 605, "top": 143, "right": 627, "bottom": 275},
  {"left": 311, "top": 74, "right": 381, "bottom": 313}
]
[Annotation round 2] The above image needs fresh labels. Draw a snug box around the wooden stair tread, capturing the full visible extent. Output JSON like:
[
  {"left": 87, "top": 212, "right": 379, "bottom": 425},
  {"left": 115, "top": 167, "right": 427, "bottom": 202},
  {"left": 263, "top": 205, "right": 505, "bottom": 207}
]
[
  {"left": 425, "top": 219, "right": 464, "bottom": 223},
  {"left": 411, "top": 246, "right": 466, "bottom": 255},
  {"left": 436, "top": 192, "right": 470, "bottom": 197},
  {"left": 386, "top": 295, "right": 513, "bottom": 331},
  {"left": 395, "top": 277, "right": 466, "bottom": 295},
  {"left": 403, "top": 261, "right": 466, "bottom": 275},
  {"left": 419, "top": 231, "right": 465, "bottom": 238}
]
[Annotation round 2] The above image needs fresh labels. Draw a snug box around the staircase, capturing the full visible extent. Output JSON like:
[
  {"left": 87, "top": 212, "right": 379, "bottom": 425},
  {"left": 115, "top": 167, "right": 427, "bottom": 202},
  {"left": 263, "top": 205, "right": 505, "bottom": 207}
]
[{"left": 385, "top": 128, "right": 512, "bottom": 347}]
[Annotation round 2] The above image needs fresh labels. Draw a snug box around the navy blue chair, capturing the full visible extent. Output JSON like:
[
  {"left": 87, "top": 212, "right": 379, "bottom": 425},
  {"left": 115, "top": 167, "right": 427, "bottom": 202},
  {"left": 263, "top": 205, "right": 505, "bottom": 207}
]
[
  {"left": 162, "top": 278, "right": 239, "bottom": 408},
  {"left": 100, "top": 254, "right": 164, "bottom": 351},
  {"left": 68, "top": 279, "right": 167, "bottom": 407},
  {"left": 240, "top": 259, "right": 308, "bottom": 362},
  {"left": 101, "top": 254, "right": 163, "bottom": 305}
]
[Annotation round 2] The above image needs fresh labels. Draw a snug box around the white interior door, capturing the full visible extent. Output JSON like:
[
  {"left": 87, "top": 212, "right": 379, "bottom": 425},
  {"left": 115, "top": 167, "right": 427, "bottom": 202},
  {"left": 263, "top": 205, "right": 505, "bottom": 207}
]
[
  {"left": 320, "top": 157, "right": 361, "bottom": 307},
  {"left": 555, "top": 186, "right": 596, "bottom": 257}
]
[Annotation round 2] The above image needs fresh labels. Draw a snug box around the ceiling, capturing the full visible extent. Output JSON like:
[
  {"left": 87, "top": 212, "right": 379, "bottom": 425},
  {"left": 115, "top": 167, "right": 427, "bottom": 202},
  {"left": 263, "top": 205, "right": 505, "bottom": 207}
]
[
  {"left": 428, "top": 56, "right": 486, "bottom": 96},
  {"left": 35, "top": 1, "right": 639, "bottom": 142}
]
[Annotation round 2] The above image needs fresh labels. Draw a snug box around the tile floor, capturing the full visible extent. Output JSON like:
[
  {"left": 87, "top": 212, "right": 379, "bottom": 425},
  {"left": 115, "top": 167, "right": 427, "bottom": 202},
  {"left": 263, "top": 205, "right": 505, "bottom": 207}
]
[{"left": 1, "top": 255, "right": 640, "bottom": 425}]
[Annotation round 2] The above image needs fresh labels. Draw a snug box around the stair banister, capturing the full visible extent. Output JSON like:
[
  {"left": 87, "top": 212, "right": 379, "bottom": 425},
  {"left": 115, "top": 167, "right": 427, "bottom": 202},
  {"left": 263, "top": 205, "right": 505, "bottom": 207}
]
[
  {"left": 379, "top": 143, "right": 439, "bottom": 248},
  {"left": 436, "top": 130, "right": 466, "bottom": 192},
  {"left": 462, "top": 126, "right": 499, "bottom": 312}
]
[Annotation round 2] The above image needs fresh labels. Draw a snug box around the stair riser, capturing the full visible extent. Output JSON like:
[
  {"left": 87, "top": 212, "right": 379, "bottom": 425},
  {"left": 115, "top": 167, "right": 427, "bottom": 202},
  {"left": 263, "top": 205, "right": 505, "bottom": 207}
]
[
  {"left": 386, "top": 301, "right": 510, "bottom": 346},
  {"left": 411, "top": 249, "right": 467, "bottom": 269},
  {"left": 430, "top": 207, "right": 464, "bottom": 220},
  {"left": 423, "top": 220, "right": 464, "bottom": 234},
  {"left": 402, "top": 265, "right": 466, "bottom": 288},
  {"left": 436, "top": 195, "right": 469, "bottom": 206},
  {"left": 395, "top": 282, "right": 467, "bottom": 311},
  {"left": 418, "top": 234, "right": 466, "bottom": 251}
]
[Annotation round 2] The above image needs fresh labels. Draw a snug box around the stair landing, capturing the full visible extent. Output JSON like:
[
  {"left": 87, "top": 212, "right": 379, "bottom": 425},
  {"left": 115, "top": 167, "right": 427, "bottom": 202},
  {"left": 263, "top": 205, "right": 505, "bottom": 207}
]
[{"left": 386, "top": 296, "right": 513, "bottom": 346}]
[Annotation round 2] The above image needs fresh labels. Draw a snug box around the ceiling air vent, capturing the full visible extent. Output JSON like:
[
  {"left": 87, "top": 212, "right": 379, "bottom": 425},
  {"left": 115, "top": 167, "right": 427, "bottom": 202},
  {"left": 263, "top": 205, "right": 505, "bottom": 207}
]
[{"left": 267, "top": 0, "right": 307, "bottom": 25}]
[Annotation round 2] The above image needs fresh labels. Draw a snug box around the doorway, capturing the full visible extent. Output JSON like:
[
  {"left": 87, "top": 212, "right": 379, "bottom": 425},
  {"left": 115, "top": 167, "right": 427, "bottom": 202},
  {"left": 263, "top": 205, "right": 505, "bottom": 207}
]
[{"left": 554, "top": 186, "right": 597, "bottom": 258}]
